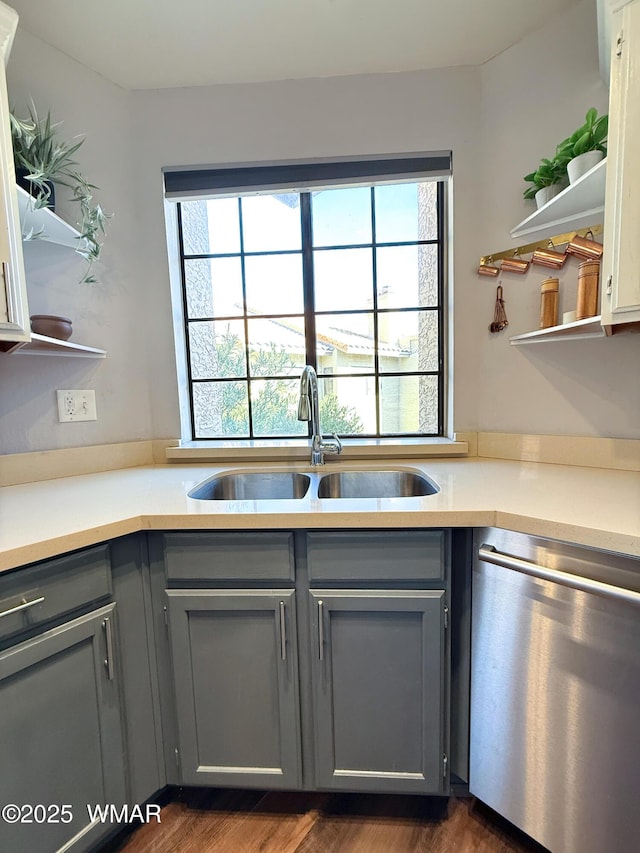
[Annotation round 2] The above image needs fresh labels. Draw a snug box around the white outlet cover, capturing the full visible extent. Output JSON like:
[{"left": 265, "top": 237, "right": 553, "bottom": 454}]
[{"left": 57, "top": 389, "right": 97, "bottom": 422}]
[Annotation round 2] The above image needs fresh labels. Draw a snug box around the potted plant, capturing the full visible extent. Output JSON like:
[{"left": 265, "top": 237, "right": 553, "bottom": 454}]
[
  {"left": 523, "top": 155, "right": 567, "bottom": 209},
  {"left": 10, "top": 104, "right": 110, "bottom": 283},
  {"left": 555, "top": 107, "right": 608, "bottom": 184}
]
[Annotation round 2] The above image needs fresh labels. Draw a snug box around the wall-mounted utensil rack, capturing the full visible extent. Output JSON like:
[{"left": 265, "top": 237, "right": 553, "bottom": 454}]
[{"left": 478, "top": 224, "right": 603, "bottom": 274}]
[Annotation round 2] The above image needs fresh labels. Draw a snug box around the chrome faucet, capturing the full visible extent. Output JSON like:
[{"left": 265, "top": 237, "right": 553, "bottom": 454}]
[{"left": 297, "top": 365, "right": 342, "bottom": 466}]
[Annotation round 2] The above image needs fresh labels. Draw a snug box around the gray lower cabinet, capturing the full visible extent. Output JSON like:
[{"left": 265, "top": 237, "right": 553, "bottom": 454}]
[
  {"left": 166, "top": 589, "right": 301, "bottom": 789},
  {"left": 309, "top": 590, "right": 446, "bottom": 794},
  {"left": 157, "top": 529, "right": 452, "bottom": 797},
  {"left": 0, "top": 604, "right": 126, "bottom": 853},
  {"left": 110, "top": 534, "right": 164, "bottom": 804}
]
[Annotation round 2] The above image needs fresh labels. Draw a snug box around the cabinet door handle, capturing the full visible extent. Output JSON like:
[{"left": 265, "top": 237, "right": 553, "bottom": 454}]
[
  {"left": 318, "top": 599, "right": 324, "bottom": 660},
  {"left": 1, "top": 261, "right": 10, "bottom": 293},
  {"left": 279, "top": 600, "right": 287, "bottom": 661},
  {"left": 103, "top": 617, "right": 115, "bottom": 680},
  {"left": 0, "top": 596, "right": 45, "bottom": 620}
]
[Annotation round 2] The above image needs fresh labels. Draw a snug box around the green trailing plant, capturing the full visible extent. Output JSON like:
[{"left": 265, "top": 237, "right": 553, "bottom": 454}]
[
  {"left": 555, "top": 108, "right": 608, "bottom": 165},
  {"left": 10, "top": 104, "right": 111, "bottom": 283},
  {"left": 522, "top": 155, "right": 566, "bottom": 200}
]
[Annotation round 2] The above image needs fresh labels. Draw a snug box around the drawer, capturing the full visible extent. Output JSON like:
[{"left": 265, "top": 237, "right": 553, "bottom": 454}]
[
  {"left": 306, "top": 530, "right": 447, "bottom": 583},
  {"left": 0, "top": 545, "right": 112, "bottom": 643},
  {"left": 163, "top": 532, "right": 295, "bottom": 583}
]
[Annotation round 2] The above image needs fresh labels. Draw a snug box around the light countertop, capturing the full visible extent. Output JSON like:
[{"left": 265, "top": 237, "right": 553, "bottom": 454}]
[{"left": 0, "top": 457, "right": 638, "bottom": 572}]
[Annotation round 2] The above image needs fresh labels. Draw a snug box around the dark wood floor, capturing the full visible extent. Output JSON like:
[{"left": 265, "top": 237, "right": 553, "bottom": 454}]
[{"left": 108, "top": 789, "right": 549, "bottom": 853}]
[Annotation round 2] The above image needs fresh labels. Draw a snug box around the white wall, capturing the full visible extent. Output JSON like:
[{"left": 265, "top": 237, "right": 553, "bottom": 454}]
[
  {"left": 477, "top": 0, "right": 640, "bottom": 438},
  {"left": 0, "top": 29, "right": 152, "bottom": 453},
  {"left": 1, "top": 0, "right": 637, "bottom": 454},
  {"left": 130, "top": 67, "right": 484, "bottom": 441}
]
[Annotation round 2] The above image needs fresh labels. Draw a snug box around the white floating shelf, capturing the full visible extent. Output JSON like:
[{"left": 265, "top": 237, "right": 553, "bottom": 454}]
[
  {"left": 2, "top": 333, "right": 106, "bottom": 358},
  {"left": 16, "top": 185, "right": 85, "bottom": 251},
  {"left": 511, "top": 159, "right": 607, "bottom": 241},
  {"left": 509, "top": 316, "right": 605, "bottom": 345}
]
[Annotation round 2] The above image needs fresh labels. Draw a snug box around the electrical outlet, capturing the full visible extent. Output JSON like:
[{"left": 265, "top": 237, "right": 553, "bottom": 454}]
[{"left": 57, "top": 390, "right": 97, "bottom": 423}]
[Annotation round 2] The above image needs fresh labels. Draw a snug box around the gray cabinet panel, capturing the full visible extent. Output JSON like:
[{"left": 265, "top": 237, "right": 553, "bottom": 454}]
[
  {"left": 310, "top": 590, "right": 445, "bottom": 794},
  {"left": 0, "top": 545, "right": 111, "bottom": 643},
  {"left": 307, "top": 530, "right": 447, "bottom": 583},
  {"left": 163, "top": 532, "right": 295, "bottom": 582},
  {"left": 147, "top": 535, "right": 180, "bottom": 786},
  {"left": 167, "top": 589, "right": 301, "bottom": 788},
  {"left": 0, "top": 604, "right": 126, "bottom": 853},
  {"left": 111, "top": 535, "right": 163, "bottom": 804}
]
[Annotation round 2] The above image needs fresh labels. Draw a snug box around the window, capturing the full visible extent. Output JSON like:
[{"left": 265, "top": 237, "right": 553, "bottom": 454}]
[{"left": 169, "top": 157, "right": 449, "bottom": 441}]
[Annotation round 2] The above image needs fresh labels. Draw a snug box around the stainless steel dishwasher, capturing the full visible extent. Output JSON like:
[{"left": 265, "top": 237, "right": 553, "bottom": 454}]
[{"left": 470, "top": 528, "right": 640, "bottom": 853}]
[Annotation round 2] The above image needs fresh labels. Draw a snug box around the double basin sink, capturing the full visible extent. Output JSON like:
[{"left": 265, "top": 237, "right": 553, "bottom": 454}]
[{"left": 189, "top": 469, "right": 439, "bottom": 501}]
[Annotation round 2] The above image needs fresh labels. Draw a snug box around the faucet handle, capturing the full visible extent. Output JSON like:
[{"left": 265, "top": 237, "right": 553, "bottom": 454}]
[{"left": 324, "top": 433, "right": 343, "bottom": 456}]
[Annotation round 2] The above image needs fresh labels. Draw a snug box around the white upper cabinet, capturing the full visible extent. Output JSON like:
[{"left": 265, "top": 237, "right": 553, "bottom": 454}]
[
  {"left": 601, "top": 0, "right": 640, "bottom": 330},
  {"left": 0, "top": 1, "right": 29, "bottom": 343},
  {"left": 598, "top": 0, "right": 638, "bottom": 84}
]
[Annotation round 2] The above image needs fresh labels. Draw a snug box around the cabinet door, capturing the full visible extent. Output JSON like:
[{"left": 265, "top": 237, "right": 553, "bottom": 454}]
[
  {"left": 602, "top": 0, "right": 640, "bottom": 328},
  {"left": 167, "top": 589, "right": 301, "bottom": 789},
  {"left": 0, "top": 604, "right": 126, "bottom": 853},
  {"left": 0, "top": 6, "right": 29, "bottom": 343},
  {"left": 310, "top": 590, "right": 446, "bottom": 794},
  {"left": 598, "top": 0, "right": 637, "bottom": 84}
]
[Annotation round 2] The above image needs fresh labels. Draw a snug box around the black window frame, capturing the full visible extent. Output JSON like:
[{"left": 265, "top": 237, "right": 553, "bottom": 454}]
[{"left": 174, "top": 173, "right": 447, "bottom": 442}]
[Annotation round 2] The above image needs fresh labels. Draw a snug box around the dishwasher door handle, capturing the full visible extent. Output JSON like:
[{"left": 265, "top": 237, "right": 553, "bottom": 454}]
[{"left": 479, "top": 545, "right": 640, "bottom": 608}]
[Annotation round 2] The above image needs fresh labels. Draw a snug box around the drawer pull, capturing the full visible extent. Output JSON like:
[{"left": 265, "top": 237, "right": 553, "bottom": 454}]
[
  {"left": 0, "top": 596, "right": 45, "bottom": 620},
  {"left": 103, "top": 617, "right": 115, "bottom": 680}
]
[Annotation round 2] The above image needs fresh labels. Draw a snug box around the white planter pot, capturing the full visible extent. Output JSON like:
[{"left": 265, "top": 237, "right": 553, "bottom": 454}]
[
  {"left": 535, "top": 184, "right": 563, "bottom": 209},
  {"left": 567, "top": 150, "right": 604, "bottom": 184}
]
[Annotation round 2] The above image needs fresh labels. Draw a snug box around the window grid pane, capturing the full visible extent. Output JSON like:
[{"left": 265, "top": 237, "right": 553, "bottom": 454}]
[{"left": 179, "top": 179, "right": 444, "bottom": 439}]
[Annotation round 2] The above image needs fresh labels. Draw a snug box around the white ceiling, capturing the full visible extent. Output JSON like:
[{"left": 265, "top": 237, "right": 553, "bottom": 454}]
[{"left": 9, "top": 0, "right": 580, "bottom": 91}]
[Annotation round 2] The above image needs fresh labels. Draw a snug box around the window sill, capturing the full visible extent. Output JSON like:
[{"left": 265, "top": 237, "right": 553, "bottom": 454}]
[{"left": 165, "top": 436, "right": 469, "bottom": 463}]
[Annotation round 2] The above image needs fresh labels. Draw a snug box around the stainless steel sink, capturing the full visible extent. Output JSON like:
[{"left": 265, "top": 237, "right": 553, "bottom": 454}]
[
  {"left": 189, "top": 471, "right": 311, "bottom": 501},
  {"left": 317, "top": 470, "right": 439, "bottom": 499}
]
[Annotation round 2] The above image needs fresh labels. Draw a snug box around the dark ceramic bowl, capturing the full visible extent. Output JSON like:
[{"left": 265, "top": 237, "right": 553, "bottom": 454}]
[{"left": 30, "top": 314, "right": 73, "bottom": 341}]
